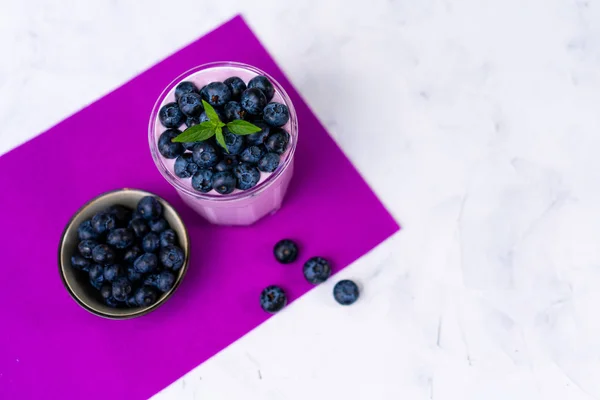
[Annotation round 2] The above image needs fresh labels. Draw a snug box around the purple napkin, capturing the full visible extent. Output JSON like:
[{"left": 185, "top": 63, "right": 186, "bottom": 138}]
[{"left": 0, "top": 15, "right": 399, "bottom": 399}]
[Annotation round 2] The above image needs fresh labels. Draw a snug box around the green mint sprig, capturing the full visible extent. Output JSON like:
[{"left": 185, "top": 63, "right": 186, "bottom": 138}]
[{"left": 172, "top": 100, "right": 262, "bottom": 152}]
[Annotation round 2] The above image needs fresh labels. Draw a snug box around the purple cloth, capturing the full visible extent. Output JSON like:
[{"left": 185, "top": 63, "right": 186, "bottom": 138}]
[{"left": 0, "top": 15, "right": 399, "bottom": 399}]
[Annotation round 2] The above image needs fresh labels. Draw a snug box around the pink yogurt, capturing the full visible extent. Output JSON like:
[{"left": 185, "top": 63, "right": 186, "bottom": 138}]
[{"left": 149, "top": 62, "right": 298, "bottom": 226}]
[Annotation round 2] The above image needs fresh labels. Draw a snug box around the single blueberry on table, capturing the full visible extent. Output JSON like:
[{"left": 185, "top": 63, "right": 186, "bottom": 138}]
[
  {"left": 159, "top": 102, "right": 185, "bottom": 128},
  {"left": 100, "top": 284, "right": 112, "bottom": 300},
  {"left": 137, "top": 196, "right": 163, "bottom": 221},
  {"left": 156, "top": 271, "right": 176, "bottom": 292},
  {"left": 273, "top": 239, "right": 299, "bottom": 264},
  {"left": 219, "top": 129, "right": 245, "bottom": 155},
  {"left": 191, "top": 169, "right": 214, "bottom": 193},
  {"left": 234, "top": 162, "right": 261, "bottom": 190},
  {"left": 303, "top": 257, "right": 332, "bottom": 284},
  {"left": 106, "top": 228, "right": 135, "bottom": 249},
  {"left": 158, "top": 129, "right": 184, "bottom": 159},
  {"left": 127, "top": 266, "right": 142, "bottom": 283},
  {"left": 333, "top": 280, "right": 360, "bottom": 305},
  {"left": 106, "top": 205, "right": 133, "bottom": 226},
  {"left": 214, "top": 155, "right": 238, "bottom": 172},
  {"left": 200, "top": 82, "right": 232, "bottom": 107},
  {"left": 71, "top": 254, "right": 91, "bottom": 271},
  {"left": 88, "top": 264, "right": 105, "bottom": 290},
  {"left": 246, "top": 121, "right": 270, "bottom": 146},
  {"left": 263, "top": 102, "right": 290, "bottom": 127},
  {"left": 159, "top": 245, "right": 185, "bottom": 270},
  {"left": 133, "top": 253, "right": 158, "bottom": 274},
  {"left": 224, "top": 76, "right": 247, "bottom": 100},
  {"left": 103, "top": 264, "right": 124, "bottom": 282},
  {"left": 123, "top": 245, "right": 142, "bottom": 264},
  {"left": 149, "top": 218, "right": 169, "bottom": 233},
  {"left": 91, "top": 211, "right": 117, "bottom": 235},
  {"left": 192, "top": 142, "right": 219, "bottom": 168},
  {"left": 178, "top": 92, "right": 204, "bottom": 117},
  {"left": 240, "top": 88, "right": 267, "bottom": 115},
  {"left": 174, "top": 153, "right": 199, "bottom": 179},
  {"left": 260, "top": 285, "right": 287, "bottom": 313},
  {"left": 78, "top": 240, "right": 98, "bottom": 259},
  {"left": 240, "top": 145, "right": 265, "bottom": 164},
  {"left": 112, "top": 277, "right": 132, "bottom": 302},
  {"left": 265, "top": 128, "right": 290, "bottom": 155},
  {"left": 92, "top": 244, "right": 116, "bottom": 265},
  {"left": 159, "top": 229, "right": 177, "bottom": 248},
  {"left": 77, "top": 220, "right": 98, "bottom": 241},
  {"left": 134, "top": 286, "right": 158, "bottom": 307},
  {"left": 223, "top": 101, "right": 247, "bottom": 121},
  {"left": 212, "top": 171, "right": 236, "bottom": 194},
  {"left": 248, "top": 75, "right": 275, "bottom": 102},
  {"left": 258, "top": 152, "right": 280, "bottom": 173},
  {"left": 175, "top": 81, "right": 198, "bottom": 102},
  {"left": 129, "top": 218, "right": 150, "bottom": 238},
  {"left": 142, "top": 232, "right": 160, "bottom": 253}
]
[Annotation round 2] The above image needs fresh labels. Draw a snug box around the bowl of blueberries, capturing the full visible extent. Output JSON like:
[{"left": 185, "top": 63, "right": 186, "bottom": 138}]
[{"left": 58, "top": 189, "right": 190, "bottom": 319}]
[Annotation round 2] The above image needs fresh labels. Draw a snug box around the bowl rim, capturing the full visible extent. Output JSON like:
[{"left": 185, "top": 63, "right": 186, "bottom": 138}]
[{"left": 58, "top": 188, "right": 190, "bottom": 320}]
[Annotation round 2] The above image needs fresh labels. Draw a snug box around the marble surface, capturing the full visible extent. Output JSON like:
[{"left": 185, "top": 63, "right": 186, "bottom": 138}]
[{"left": 2, "top": 0, "right": 600, "bottom": 399}]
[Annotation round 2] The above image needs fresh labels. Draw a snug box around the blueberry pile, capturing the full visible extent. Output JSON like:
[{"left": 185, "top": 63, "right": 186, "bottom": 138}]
[
  {"left": 70, "top": 196, "right": 185, "bottom": 309},
  {"left": 157, "top": 74, "right": 291, "bottom": 195}
]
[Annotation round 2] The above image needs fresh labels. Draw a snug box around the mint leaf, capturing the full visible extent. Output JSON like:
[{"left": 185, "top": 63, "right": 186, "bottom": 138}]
[
  {"left": 202, "top": 99, "right": 221, "bottom": 123},
  {"left": 215, "top": 126, "right": 228, "bottom": 153},
  {"left": 172, "top": 121, "right": 216, "bottom": 143},
  {"left": 226, "top": 120, "right": 262, "bottom": 135}
]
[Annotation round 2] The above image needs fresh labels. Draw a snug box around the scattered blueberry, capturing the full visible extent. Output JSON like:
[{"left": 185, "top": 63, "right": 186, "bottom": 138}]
[
  {"left": 158, "top": 129, "right": 184, "bottom": 159},
  {"left": 142, "top": 232, "right": 160, "bottom": 253},
  {"left": 200, "top": 82, "right": 232, "bottom": 107},
  {"left": 112, "top": 277, "right": 132, "bottom": 302},
  {"left": 224, "top": 101, "right": 247, "bottom": 121},
  {"left": 137, "top": 196, "right": 163, "bottom": 221},
  {"left": 191, "top": 169, "right": 214, "bottom": 193},
  {"left": 260, "top": 285, "right": 287, "bottom": 313},
  {"left": 258, "top": 152, "right": 280, "bottom": 172},
  {"left": 246, "top": 121, "right": 270, "bottom": 146},
  {"left": 106, "top": 228, "right": 135, "bottom": 249},
  {"left": 192, "top": 142, "right": 219, "bottom": 168},
  {"left": 178, "top": 92, "right": 204, "bottom": 117},
  {"left": 103, "top": 264, "right": 124, "bottom": 282},
  {"left": 219, "top": 129, "right": 245, "bottom": 155},
  {"left": 123, "top": 245, "right": 142, "bottom": 264},
  {"left": 263, "top": 102, "right": 290, "bottom": 127},
  {"left": 91, "top": 212, "right": 117, "bottom": 235},
  {"left": 129, "top": 218, "right": 150, "bottom": 238},
  {"left": 159, "top": 229, "right": 177, "bottom": 247},
  {"left": 134, "top": 286, "right": 158, "bottom": 307},
  {"left": 240, "top": 145, "right": 265, "bottom": 164},
  {"left": 159, "top": 102, "right": 185, "bottom": 128},
  {"left": 78, "top": 240, "right": 98, "bottom": 259},
  {"left": 303, "top": 257, "right": 331, "bottom": 284},
  {"left": 133, "top": 253, "right": 158, "bottom": 274},
  {"left": 148, "top": 218, "right": 169, "bottom": 233},
  {"left": 214, "top": 155, "right": 238, "bottom": 172},
  {"left": 265, "top": 129, "right": 290, "bottom": 154},
  {"left": 333, "top": 280, "right": 360, "bottom": 305},
  {"left": 248, "top": 75, "right": 275, "bottom": 101},
  {"left": 159, "top": 245, "right": 185, "bottom": 270},
  {"left": 174, "top": 153, "right": 199, "bottom": 178},
  {"left": 224, "top": 76, "right": 247, "bottom": 100},
  {"left": 88, "top": 264, "right": 105, "bottom": 290},
  {"left": 71, "top": 254, "right": 91, "bottom": 271},
  {"left": 92, "top": 244, "right": 116, "bottom": 265},
  {"left": 273, "top": 239, "right": 299, "bottom": 264},
  {"left": 240, "top": 88, "right": 267, "bottom": 115},
  {"left": 175, "top": 81, "right": 198, "bottom": 101},
  {"left": 212, "top": 171, "right": 236, "bottom": 194},
  {"left": 77, "top": 220, "right": 98, "bottom": 241},
  {"left": 234, "top": 163, "right": 260, "bottom": 190}
]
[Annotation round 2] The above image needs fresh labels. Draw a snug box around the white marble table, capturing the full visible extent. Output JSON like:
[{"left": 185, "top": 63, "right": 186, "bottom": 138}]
[{"left": 2, "top": 1, "right": 600, "bottom": 399}]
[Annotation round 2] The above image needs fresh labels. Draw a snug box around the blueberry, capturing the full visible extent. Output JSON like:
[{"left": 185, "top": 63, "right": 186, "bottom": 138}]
[
  {"left": 78, "top": 240, "right": 98, "bottom": 259},
  {"left": 175, "top": 81, "right": 199, "bottom": 102},
  {"left": 123, "top": 245, "right": 142, "bottom": 264},
  {"left": 248, "top": 75, "right": 275, "bottom": 102},
  {"left": 156, "top": 271, "right": 176, "bottom": 292},
  {"left": 240, "top": 145, "right": 265, "bottom": 164},
  {"left": 178, "top": 92, "right": 204, "bottom": 117},
  {"left": 185, "top": 116, "right": 200, "bottom": 128},
  {"left": 71, "top": 254, "right": 91, "bottom": 271},
  {"left": 127, "top": 266, "right": 142, "bottom": 283},
  {"left": 92, "top": 244, "right": 116, "bottom": 265},
  {"left": 149, "top": 218, "right": 169, "bottom": 233},
  {"left": 142, "top": 232, "right": 160, "bottom": 253},
  {"left": 158, "top": 129, "right": 184, "bottom": 159},
  {"left": 103, "top": 264, "right": 124, "bottom": 282},
  {"left": 303, "top": 257, "right": 331, "bottom": 284},
  {"left": 246, "top": 121, "right": 270, "bottom": 146},
  {"left": 200, "top": 82, "right": 232, "bottom": 107},
  {"left": 143, "top": 274, "right": 159, "bottom": 287},
  {"left": 106, "top": 205, "right": 133, "bottom": 226},
  {"left": 260, "top": 285, "right": 287, "bottom": 313},
  {"left": 191, "top": 169, "right": 214, "bottom": 193},
  {"left": 240, "top": 88, "right": 267, "bottom": 115},
  {"left": 212, "top": 171, "right": 236, "bottom": 194},
  {"left": 214, "top": 155, "right": 238, "bottom": 172},
  {"left": 159, "top": 245, "right": 185, "bottom": 270},
  {"left": 198, "top": 108, "right": 226, "bottom": 123},
  {"left": 133, "top": 253, "right": 158, "bottom": 274},
  {"left": 258, "top": 152, "right": 280, "bottom": 172},
  {"left": 273, "top": 239, "right": 299, "bottom": 264},
  {"left": 88, "top": 264, "right": 105, "bottom": 290},
  {"left": 192, "top": 142, "right": 219, "bottom": 168},
  {"left": 137, "top": 196, "right": 163, "bottom": 221},
  {"left": 183, "top": 141, "right": 201, "bottom": 151},
  {"left": 263, "top": 102, "right": 290, "bottom": 127},
  {"left": 265, "top": 128, "right": 290, "bottom": 154},
  {"left": 219, "top": 129, "right": 245, "bottom": 155},
  {"left": 77, "top": 220, "right": 98, "bottom": 241},
  {"left": 112, "top": 277, "right": 132, "bottom": 302},
  {"left": 106, "top": 228, "right": 135, "bottom": 249},
  {"left": 159, "top": 102, "right": 185, "bottom": 128},
  {"left": 129, "top": 218, "right": 150, "bottom": 238},
  {"left": 223, "top": 101, "right": 247, "bottom": 121},
  {"left": 131, "top": 210, "right": 143, "bottom": 220},
  {"left": 224, "top": 77, "right": 247, "bottom": 100},
  {"left": 91, "top": 212, "right": 117, "bottom": 235},
  {"left": 159, "top": 229, "right": 177, "bottom": 247},
  {"left": 134, "top": 286, "right": 158, "bottom": 307},
  {"left": 105, "top": 296, "right": 120, "bottom": 308},
  {"left": 174, "top": 153, "right": 199, "bottom": 178},
  {"left": 125, "top": 295, "right": 138, "bottom": 308},
  {"left": 333, "top": 280, "right": 360, "bottom": 305},
  {"left": 234, "top": 163, "right": 260, "bottom": 190},
  {"left": 100, "top": 284, "right": 112, "bottom": 300}
]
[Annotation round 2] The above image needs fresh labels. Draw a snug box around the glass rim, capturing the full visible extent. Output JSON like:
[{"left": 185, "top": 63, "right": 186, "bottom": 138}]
[{"left": 148, "top": 61, "right": 298, "bottom": 202}]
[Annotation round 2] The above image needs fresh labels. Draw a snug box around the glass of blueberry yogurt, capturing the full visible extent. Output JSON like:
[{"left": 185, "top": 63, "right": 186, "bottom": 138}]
[{"left": 149, "top": 62, "right": 298, "bottom": 226}]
